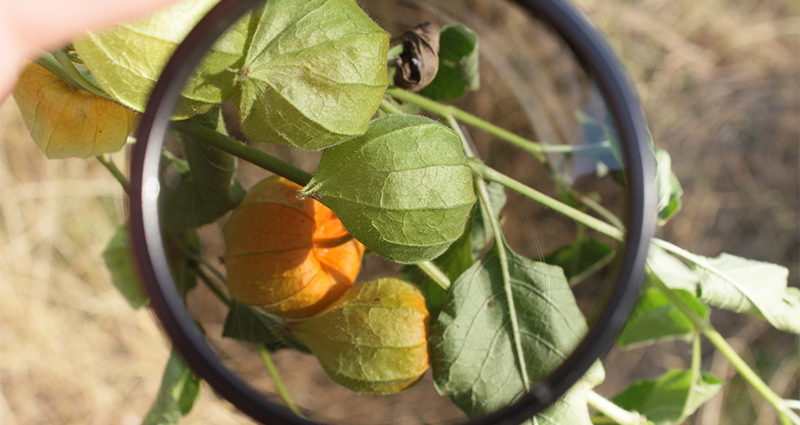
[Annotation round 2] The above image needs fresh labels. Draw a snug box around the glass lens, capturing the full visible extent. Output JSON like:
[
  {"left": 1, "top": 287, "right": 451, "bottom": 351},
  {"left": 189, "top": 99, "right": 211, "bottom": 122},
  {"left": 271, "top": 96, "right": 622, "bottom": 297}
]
[{"left": 138, "top": 0, "right": 643, "bottom": 423}]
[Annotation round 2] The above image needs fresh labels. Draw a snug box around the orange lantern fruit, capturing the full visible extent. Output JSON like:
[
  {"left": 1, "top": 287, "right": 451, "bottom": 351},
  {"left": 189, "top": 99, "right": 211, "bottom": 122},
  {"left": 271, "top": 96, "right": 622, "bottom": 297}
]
[{"left": 223, "top": 176, "right": 365, "bottom": 319}]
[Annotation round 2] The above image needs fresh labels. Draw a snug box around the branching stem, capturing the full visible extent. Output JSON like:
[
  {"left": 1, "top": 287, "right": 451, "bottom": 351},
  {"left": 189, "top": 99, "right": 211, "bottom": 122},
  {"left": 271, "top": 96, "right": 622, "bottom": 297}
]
[
  {"left": 586, "top": 390, "right": 648, "bottom": 425},
  {"left": 96, "top": 155, "right": 130, "bottom": 195}
]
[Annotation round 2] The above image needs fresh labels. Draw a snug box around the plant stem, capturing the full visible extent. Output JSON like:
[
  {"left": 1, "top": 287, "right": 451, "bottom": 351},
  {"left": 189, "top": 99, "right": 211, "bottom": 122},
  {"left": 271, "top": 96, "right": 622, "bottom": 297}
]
[
  {"left": 586, "top": 390, "right": 648, "bottom": 425},
  {"left": 96, "top": 155, "right": 130, "bottom": 195},
  {"left": 379, "top": 98, "right": 406, "bottom": 114},
  {"left": 181, "top": 246, "right": 229, "bottom": 284},
  {"left": 650, "top": 272, "right": 799, "bottom": 425},
  {"left": 386, "top": 87, "right": 547, "bottom": 162},
  {"left": 387, "top": 43, "right": 403, "bottom": 59},
  {"left": 195, "top": 267, "right": 231, "bottom": 305},
  {"left": 313, "top": 233, "right": 354, "bottom": 249},
  {"left": 172, "top": 121, "right": 313, "bottom": 187},
  {"left": 257, "top": 344, "right": 305, "bottom": 418},
  {"left": 52, "top": 48, "right": 111, "bottom": 100},
  {"left": 416, "top": 260, "right": 451, "bottom": 291},
  {"left": 577, "top": 194, "right": 625, "bottom": 231},
  {"left": 469, "top": 161, "right": 624, "bottom": 242}
]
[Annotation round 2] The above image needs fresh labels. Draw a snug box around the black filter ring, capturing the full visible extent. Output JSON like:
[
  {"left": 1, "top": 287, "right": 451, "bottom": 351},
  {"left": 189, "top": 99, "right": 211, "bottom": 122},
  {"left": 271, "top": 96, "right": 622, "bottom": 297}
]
[{"left": 129, "top": 0, "right": 656, "bottom": 424}]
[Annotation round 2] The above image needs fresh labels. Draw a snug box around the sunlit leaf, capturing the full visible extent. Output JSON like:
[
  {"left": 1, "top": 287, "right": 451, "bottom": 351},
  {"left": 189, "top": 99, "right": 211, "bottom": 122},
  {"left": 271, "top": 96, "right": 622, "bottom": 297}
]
[
  {"left": 142, "top": 350, "right": 202, "bottom": 425},
  {"left": 12, "top": 63, "right": 137, "bottom": 159},
  {"left": 420, "top": 24, "right": 480, "bottom": 101},
  {"left": 236, "top": 0, "right": 388, "bottom": 150},
  {"left": 103, "top": 225, "right": 148, "bottom": 309},
  {"left": 73, "top": 0, "right": 251, "bottom": 119},
  {"left": 695, "top": 253, "right": 800, "bottom": 334},
  {"left": 647, "top": 244, "right": 699, "bottom": 293}
]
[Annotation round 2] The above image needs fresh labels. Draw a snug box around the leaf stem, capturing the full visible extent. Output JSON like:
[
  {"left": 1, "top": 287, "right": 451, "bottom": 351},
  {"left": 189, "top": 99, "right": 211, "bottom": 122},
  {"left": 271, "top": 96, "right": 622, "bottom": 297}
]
[
  {"left": 172, "top": 121, "right": 313, "bottom": 187},
  {"left": 96, "top": 155, "right": 130, "bottom": 195},
  {"left": 34, "top": 52, "right": 82, "bottom": 90},
  {"left": 446, "top": 112, "right": 530, "bottom": 391},
  {"left": 195, "top": 266, "right": 231, "bottom": 305},
  {"left": 379, "top": 98, "right": 406, "bottom": 114},
  {"left": 586, "top": 389, "right": 648, "bottom": 425},
  {"left": 313, "top": 233, "right": 354, "bottom": 249},
  {"left": 387, "top": 43, "right": 404, "bottom": 60},
  {"left": 416, "top": 260, "right": 451, "bottom": 291},
  {"left": 257, "top": 344, "right": 305, "bottom": 418},
  {"left": 577, "top": 194, "right": 625, "bottom": 231},
  {"left": 469, "top": 161, "right": 624, "bottom": 242},
  {"left": 649, "top": 271, "right": 799, "bottom": 425}
]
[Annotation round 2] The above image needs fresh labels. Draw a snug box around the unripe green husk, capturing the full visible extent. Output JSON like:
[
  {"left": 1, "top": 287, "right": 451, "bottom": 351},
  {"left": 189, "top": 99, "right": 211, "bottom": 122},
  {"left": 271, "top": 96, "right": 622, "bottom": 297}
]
[
  {"left": 289, "top": 278, "right": 430, "bottom": 394},
  {"left": 300, "top": 114, "right": 476, "bottom": 264}
]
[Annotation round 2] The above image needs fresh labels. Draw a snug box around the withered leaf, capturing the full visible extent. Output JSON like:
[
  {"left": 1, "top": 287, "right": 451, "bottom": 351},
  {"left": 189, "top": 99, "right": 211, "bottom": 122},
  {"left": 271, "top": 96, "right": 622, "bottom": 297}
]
[{"left": 394, "top": 22, "right": 440, "bottom": 92}]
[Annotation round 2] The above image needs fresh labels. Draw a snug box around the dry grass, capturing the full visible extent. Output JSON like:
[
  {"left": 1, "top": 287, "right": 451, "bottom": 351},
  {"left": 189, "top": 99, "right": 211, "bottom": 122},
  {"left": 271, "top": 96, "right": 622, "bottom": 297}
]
[{"left": 1, "top": 0, "right": 798, "bottom": 424}]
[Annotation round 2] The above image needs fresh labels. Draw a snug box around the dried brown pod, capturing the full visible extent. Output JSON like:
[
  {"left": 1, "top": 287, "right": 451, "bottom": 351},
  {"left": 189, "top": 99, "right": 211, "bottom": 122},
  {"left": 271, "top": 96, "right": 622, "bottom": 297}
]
[{"left": 393, "top": 22, "right": 441, "bottom": 92}]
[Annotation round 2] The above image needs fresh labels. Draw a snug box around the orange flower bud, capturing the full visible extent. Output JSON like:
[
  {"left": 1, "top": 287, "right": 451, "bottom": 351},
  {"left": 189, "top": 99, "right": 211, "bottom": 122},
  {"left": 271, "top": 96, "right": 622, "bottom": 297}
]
[{"left": 223, "top": 176, "right": 364, "bottom": 318}]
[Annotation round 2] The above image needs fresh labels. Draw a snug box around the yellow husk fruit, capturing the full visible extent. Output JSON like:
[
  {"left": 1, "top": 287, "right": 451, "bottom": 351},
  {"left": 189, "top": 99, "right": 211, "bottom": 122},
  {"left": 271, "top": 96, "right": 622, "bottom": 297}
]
[
  {"left": 289, "top": 278, "right": 430, "bottom": 394},
  {"left": 223, "top": 176, "right": 364, "bottom": 319}
]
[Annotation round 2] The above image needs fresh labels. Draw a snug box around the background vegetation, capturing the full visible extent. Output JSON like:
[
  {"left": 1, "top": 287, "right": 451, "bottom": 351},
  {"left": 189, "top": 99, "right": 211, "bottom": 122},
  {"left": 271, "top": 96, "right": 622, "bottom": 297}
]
[{"left": 0, "top": 0, "right": 797, "bottom": 423}]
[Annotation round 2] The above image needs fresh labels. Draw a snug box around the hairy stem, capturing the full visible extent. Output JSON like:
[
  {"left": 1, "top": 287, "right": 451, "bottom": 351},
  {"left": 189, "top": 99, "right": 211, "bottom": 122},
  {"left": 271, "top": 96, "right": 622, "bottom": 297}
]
[
  {"left": 649, "top": 272, "right": 799, "bottom": 425},
  {"left": 586, "top": 390, "right": 648, "bottom": 425},
  {"left": 96, "top": 155, "right": 130, "bottom": 195},
  {"left": 416, "top": 260, "right": 451, "bottom": 291},
  {"left": 387, "top": 87, "right": 547, "bottom": 162},
  {"left": 379, "top": 98, "right": 406, "bottom": 114},
  {"left": 257, "top": 345, "right": 305, "bottom": 418},
  {"left": 469, "top": 161, "right": 624, "bottom": 241},
  {"left": 172, "top": 121, "right": 313, "bottom": 187}
]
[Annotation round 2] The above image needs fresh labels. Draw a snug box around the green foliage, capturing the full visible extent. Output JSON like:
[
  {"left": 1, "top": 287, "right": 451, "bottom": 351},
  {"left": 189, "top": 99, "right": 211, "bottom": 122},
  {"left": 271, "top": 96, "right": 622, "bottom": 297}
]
[
  {"left": 618, "top": 284, "right": 709, "bottom": 348},
  {"left": 420, "top": 24, "right": 480, "bottom": 101},
  {"left": 694, "top": 254, "right": 800, "bottom": 334},
  {"left": 142, "top": 350, "right": 202, "bottom": 425},
  {"left": 235, "top": 0, "right": 389, "bottom": 150},
  {"left": 73, "top": 0, "right": 250, "bottom": 119},
  {"left": 301, "top": 114, "right": 476, "bottom": 263},
  {"left": 469, "top": 181, "right": 507, "bottom": 258},
  {"left": 613, "top": 370, "right": 724, "bottom": 425},
  {"left": 431, "top": 241, "right": 590, "bottom": 421},
  {"left": 160, "top": 108, "right": 245, "bottom": 233},
  {"left": 222, "top": 301, "right": 309, "bottom": 353},
  {"left": 103, "top": 224, "right": 148, "bottom": 309},
  {"left": 655, "top": 148, "right": 683, "bottom": 225}
]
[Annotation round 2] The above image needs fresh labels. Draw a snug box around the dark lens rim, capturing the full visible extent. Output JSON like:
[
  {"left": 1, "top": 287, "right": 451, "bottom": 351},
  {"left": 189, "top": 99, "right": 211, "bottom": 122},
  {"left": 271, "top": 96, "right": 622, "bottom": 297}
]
[{"left": 130, "top": 0, "right": 656, "bottom": 424}]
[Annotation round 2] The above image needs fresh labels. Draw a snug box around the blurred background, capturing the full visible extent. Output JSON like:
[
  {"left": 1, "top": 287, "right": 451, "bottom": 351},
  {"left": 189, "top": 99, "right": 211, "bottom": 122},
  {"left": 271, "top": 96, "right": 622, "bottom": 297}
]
[{"left": 0, "top": 0, "right": 797, "bottom": 424}]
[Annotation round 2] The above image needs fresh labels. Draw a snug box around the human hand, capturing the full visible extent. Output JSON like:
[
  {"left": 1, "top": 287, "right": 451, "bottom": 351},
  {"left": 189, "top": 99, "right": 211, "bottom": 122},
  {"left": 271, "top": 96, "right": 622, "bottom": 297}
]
[{"left": 0, "top": 0, "right": 182, "bottom": 100}]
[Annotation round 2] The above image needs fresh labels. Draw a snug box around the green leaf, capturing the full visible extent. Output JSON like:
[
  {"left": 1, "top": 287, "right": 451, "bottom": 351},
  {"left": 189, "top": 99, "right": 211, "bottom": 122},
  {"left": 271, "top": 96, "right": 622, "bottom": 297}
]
[
  {"left": 235, "top": 0, "right": 389, "bottom": 150},
  {"left": 160, "top": 108, "right": 245, "bottom": 233},
  {"left": 431, "top": 242, "right": 589, "bottom": 417},
  {"left": 647, "top": 245, "right": 699, "bottom": 293},
  {"left": 222, "top": 301, "right": 309, "bottom": 353},
  {"left": 694, "top": 253, "right": 800, "bottom": 334},
  {"left": 655, "top": 148, "right": 683, "bottom": 225},
  {"left": 103, "top": 225, "right": 148, "bottom": 309},
  {"left": 419, "top": 24, "right": 480, "bottom": 101},
  {"left": 142, "top": 350, "right": 202, "bottom": 425},
  {"left": 302, "top": 114, "right": 476, "bottom": 264},
  {"left": 612, "top": 370, "right": 723, "bottom": 425},
  {"left": 470, "top": 181, "right": 507, "bottom": 259},
  {"left": 12, "top": 63, "right": 138, "bottom": 159},
  {"left": 544, "top": 236, "right": 614, "bottom": 284},
  {"left": 618, "top": 284, "right": 709, "bottom": 348},
  {"left": 73, "top": 0, "right": 251, "bottom": 119}
]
